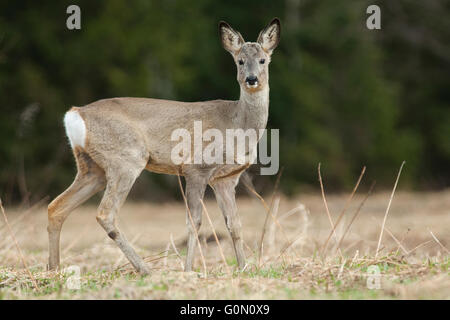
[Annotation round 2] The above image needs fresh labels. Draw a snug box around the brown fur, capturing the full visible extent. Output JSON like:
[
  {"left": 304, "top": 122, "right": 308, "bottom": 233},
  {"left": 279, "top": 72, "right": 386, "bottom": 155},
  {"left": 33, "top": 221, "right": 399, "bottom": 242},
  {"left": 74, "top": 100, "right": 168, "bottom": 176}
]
[{"left": 47, "top": 18, "right": 281, "bottom": 274}]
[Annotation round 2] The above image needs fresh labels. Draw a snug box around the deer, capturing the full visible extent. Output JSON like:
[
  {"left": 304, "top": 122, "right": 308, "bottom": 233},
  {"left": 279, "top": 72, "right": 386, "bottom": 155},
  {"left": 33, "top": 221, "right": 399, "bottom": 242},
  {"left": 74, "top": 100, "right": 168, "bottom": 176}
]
[{"left": 47, "top": 18, "right": 281, "bottom": 275}]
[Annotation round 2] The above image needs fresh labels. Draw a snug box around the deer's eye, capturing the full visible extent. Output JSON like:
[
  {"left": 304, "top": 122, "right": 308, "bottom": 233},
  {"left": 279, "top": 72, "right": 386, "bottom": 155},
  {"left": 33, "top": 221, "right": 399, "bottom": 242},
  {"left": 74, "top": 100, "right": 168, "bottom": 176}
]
[
  {"left": 259, "top": 59, "right": 265, "bottom": 64},
  {"left": 238, "top": 59, "right": 244, "bottom": 65}
]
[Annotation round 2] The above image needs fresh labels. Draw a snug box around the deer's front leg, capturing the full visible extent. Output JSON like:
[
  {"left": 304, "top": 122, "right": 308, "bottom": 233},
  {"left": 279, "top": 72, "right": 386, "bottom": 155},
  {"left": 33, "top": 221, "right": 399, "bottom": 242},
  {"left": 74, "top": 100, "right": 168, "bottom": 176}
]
[
  {"left": 211, "top": 176, "right": 246, "bottom": 270},
  {"left": 184, "top": 175, "right": 207, "bottom": 272}
]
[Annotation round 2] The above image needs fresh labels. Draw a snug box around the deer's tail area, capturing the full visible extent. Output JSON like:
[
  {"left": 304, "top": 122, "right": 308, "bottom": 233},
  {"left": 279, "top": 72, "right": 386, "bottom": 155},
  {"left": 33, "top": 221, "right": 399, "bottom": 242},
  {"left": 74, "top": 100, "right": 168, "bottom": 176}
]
[{"left": 63, "top": 107, "right": 86, "bottom": 149}]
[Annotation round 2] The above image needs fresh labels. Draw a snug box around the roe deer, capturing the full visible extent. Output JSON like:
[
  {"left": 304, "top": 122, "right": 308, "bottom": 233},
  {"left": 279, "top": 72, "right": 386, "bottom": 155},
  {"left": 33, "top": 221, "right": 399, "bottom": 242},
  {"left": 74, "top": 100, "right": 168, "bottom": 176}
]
[{"left": 47, "top": 18, "right": 281, "bottom": 274}]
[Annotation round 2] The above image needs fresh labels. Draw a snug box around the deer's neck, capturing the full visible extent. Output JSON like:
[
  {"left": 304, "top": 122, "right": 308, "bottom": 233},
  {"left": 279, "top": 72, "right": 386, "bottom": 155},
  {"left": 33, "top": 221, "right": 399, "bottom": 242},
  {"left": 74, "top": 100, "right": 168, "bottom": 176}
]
[{"left": 236, "top": 86, "right": 270, "bottom": 130}]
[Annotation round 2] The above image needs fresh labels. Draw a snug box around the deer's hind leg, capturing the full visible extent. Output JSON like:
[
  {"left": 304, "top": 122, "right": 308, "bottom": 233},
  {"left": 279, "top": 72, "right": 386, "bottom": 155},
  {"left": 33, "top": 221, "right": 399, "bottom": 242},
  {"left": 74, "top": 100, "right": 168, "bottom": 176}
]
[
  {"left": 48, "top": 147, "right": 106, "bottom": 271},
  {"left": 95, "top": 162, "right": 150, "bottom": 275}
]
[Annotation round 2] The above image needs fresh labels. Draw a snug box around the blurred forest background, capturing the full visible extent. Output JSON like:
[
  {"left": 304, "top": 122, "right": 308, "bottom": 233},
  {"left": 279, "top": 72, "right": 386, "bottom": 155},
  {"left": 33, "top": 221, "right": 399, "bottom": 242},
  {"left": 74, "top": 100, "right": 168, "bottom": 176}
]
[{"left": 0, "top": 0, "right": 449, "bottom": 204}]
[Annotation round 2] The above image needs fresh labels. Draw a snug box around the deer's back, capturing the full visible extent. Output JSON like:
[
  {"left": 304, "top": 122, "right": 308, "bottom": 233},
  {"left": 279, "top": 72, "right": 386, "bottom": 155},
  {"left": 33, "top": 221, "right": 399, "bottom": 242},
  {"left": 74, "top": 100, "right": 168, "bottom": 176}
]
[{"left": 71, "top": 97, "right": 238, "bottom": 172}]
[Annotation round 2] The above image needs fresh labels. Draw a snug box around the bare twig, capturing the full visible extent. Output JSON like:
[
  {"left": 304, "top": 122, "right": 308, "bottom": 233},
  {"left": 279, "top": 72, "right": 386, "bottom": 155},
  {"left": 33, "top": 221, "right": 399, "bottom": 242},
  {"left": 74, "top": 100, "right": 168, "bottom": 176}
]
[
  {"left": 267, "top": 232, "right": 305, "bottom": 266},
  {"left": 370, "top": 215, "right": 408, "bottom": 254},
  {"left": 428, "top": 229, "right": 450, "bottom": 254},
  {"left": 0, "top": 198, "right": 40, "bottom": 291},
  {"left": 322, "top": 166, "right": 366, "bottom": 254},
  {"left": 318, "top": 163, "right": 343, "bottom": 260},
  {"left": 241, "top": 169, "right": 298, "bottom": 261},
  {"left": 278, "top": 204, "right": 303, "bottom": 221},
  {"left": 200, "top": 199, "right": 231, "bottom": 274},
  {"left": 384, "top": 228, "right": 408, "bottom": 255},
  {"left": 318, "top": 164, "right": 338, "bottom": 242},
  {"left": 242, "top": 180, "right": 289, "bottom": 242},
  {"left": 170, "top": 233, "right": 184, "bottom": 270},
  {"left": 335, "top": 181, "right": 376, "bottom": 252},
  {"left": 267, "top": 196, "right": 280, "bottom": 252},
  {"left": 406, "top": 240, "right": 433, "bottom": 256},
  {"left": 395, "top": 228, "right": 410, "bottom": 256},
  {"left": 375, "top": 161, "right": 405, "bottom": 257},
  {"left": 258, "top": 167, "right": 283, "bottom": 266},
  {"left": 163, "top": 242, "right": 170, "bottom": 267}
]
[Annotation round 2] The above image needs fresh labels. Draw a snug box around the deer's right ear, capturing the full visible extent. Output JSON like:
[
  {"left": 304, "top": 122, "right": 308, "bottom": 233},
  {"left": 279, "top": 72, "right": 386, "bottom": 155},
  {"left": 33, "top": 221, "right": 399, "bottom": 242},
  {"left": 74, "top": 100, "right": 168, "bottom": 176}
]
[
  {"left": 257, "top": 18, "right": 281, "bottom": 55},
  {"left": 219, "top": 21, "right": 244, "bottom": 55}
]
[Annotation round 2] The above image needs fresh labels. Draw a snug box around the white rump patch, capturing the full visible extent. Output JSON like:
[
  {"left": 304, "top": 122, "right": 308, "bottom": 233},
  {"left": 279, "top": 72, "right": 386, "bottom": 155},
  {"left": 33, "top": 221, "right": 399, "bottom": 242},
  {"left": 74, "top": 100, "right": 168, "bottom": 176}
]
[{"left": 64, "top": 109, "right": 86, "bottom": 148}]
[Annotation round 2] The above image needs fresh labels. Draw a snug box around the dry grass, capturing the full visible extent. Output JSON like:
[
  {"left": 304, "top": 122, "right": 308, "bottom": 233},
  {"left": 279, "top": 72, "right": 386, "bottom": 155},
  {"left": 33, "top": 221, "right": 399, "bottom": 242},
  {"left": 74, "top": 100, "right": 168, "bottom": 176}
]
[{"left": 0, "top": 189, "right": 449, "bottom": 299}]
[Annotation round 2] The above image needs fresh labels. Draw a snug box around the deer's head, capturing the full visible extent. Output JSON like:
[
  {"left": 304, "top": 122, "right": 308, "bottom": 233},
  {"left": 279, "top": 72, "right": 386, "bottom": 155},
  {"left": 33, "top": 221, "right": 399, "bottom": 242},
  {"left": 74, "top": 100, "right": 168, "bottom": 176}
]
[{"left": 219, "top": 18, "right": 280, "bottom": 94}]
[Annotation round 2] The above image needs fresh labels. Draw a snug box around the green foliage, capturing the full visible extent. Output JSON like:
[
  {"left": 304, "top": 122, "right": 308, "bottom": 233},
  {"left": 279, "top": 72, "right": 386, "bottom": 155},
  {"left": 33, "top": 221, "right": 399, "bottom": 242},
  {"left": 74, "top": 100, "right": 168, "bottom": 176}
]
[{"left": 0, "top": 0, "right": 448, "bottom": 203}]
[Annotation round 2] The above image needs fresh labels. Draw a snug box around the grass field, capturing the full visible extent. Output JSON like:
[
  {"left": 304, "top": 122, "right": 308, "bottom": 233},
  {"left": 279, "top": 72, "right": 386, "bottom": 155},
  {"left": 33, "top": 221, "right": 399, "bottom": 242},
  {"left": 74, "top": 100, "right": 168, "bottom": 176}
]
[{"left": 0, "top": 189, "right": 449, "bottom": 299}]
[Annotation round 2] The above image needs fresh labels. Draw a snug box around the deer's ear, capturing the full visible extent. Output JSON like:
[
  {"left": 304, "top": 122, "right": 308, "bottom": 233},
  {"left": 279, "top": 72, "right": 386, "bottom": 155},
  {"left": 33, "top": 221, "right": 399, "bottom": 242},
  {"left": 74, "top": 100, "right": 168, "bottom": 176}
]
[
  {"left": 257, "top": 18, "right": 281, "bottom": 55},
  {"left": 219, "top": 21, "right": 244, "bottom": 55}
]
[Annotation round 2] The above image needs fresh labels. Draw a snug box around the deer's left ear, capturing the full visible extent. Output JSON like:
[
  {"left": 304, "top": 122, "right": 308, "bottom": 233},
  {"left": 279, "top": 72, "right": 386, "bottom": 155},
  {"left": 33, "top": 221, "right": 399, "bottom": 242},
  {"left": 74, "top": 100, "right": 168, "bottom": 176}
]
[
  {"left": 219, "top": 21, "right": 245, "bottom": 55},
  {"left": 257, "top": 18, "right": 281, "bottom": 55}
]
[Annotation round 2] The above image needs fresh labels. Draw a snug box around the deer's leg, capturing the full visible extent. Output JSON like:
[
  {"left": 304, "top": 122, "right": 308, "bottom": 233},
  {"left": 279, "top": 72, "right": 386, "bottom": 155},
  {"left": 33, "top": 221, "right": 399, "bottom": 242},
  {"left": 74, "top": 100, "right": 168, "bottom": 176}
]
[
  {"left": 184, "top": 175, "right": 208, "bottom": 272},
  {"left": 48, "top": 151, "right": 106, "bottom": 271},
  {"left": 211, "top": 176, "right": 246, "bottom": 270},
  {"left": 96, "top": 166, "right": 149, "bottom": 275}
]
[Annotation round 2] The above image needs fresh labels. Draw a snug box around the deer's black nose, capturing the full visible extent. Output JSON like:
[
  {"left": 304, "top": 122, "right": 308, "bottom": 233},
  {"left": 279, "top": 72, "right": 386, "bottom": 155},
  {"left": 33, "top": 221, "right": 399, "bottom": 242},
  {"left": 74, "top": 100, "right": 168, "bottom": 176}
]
[{"left": 245, "top": 76, "right": 258, "bottom": 85}]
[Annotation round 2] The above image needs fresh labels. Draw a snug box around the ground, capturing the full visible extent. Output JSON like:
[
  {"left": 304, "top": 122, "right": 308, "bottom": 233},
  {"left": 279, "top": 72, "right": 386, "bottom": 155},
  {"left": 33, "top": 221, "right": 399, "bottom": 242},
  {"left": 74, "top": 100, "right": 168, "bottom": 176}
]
[{"left": 0, "top": 190, "right": 449, "bottom": 299}]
